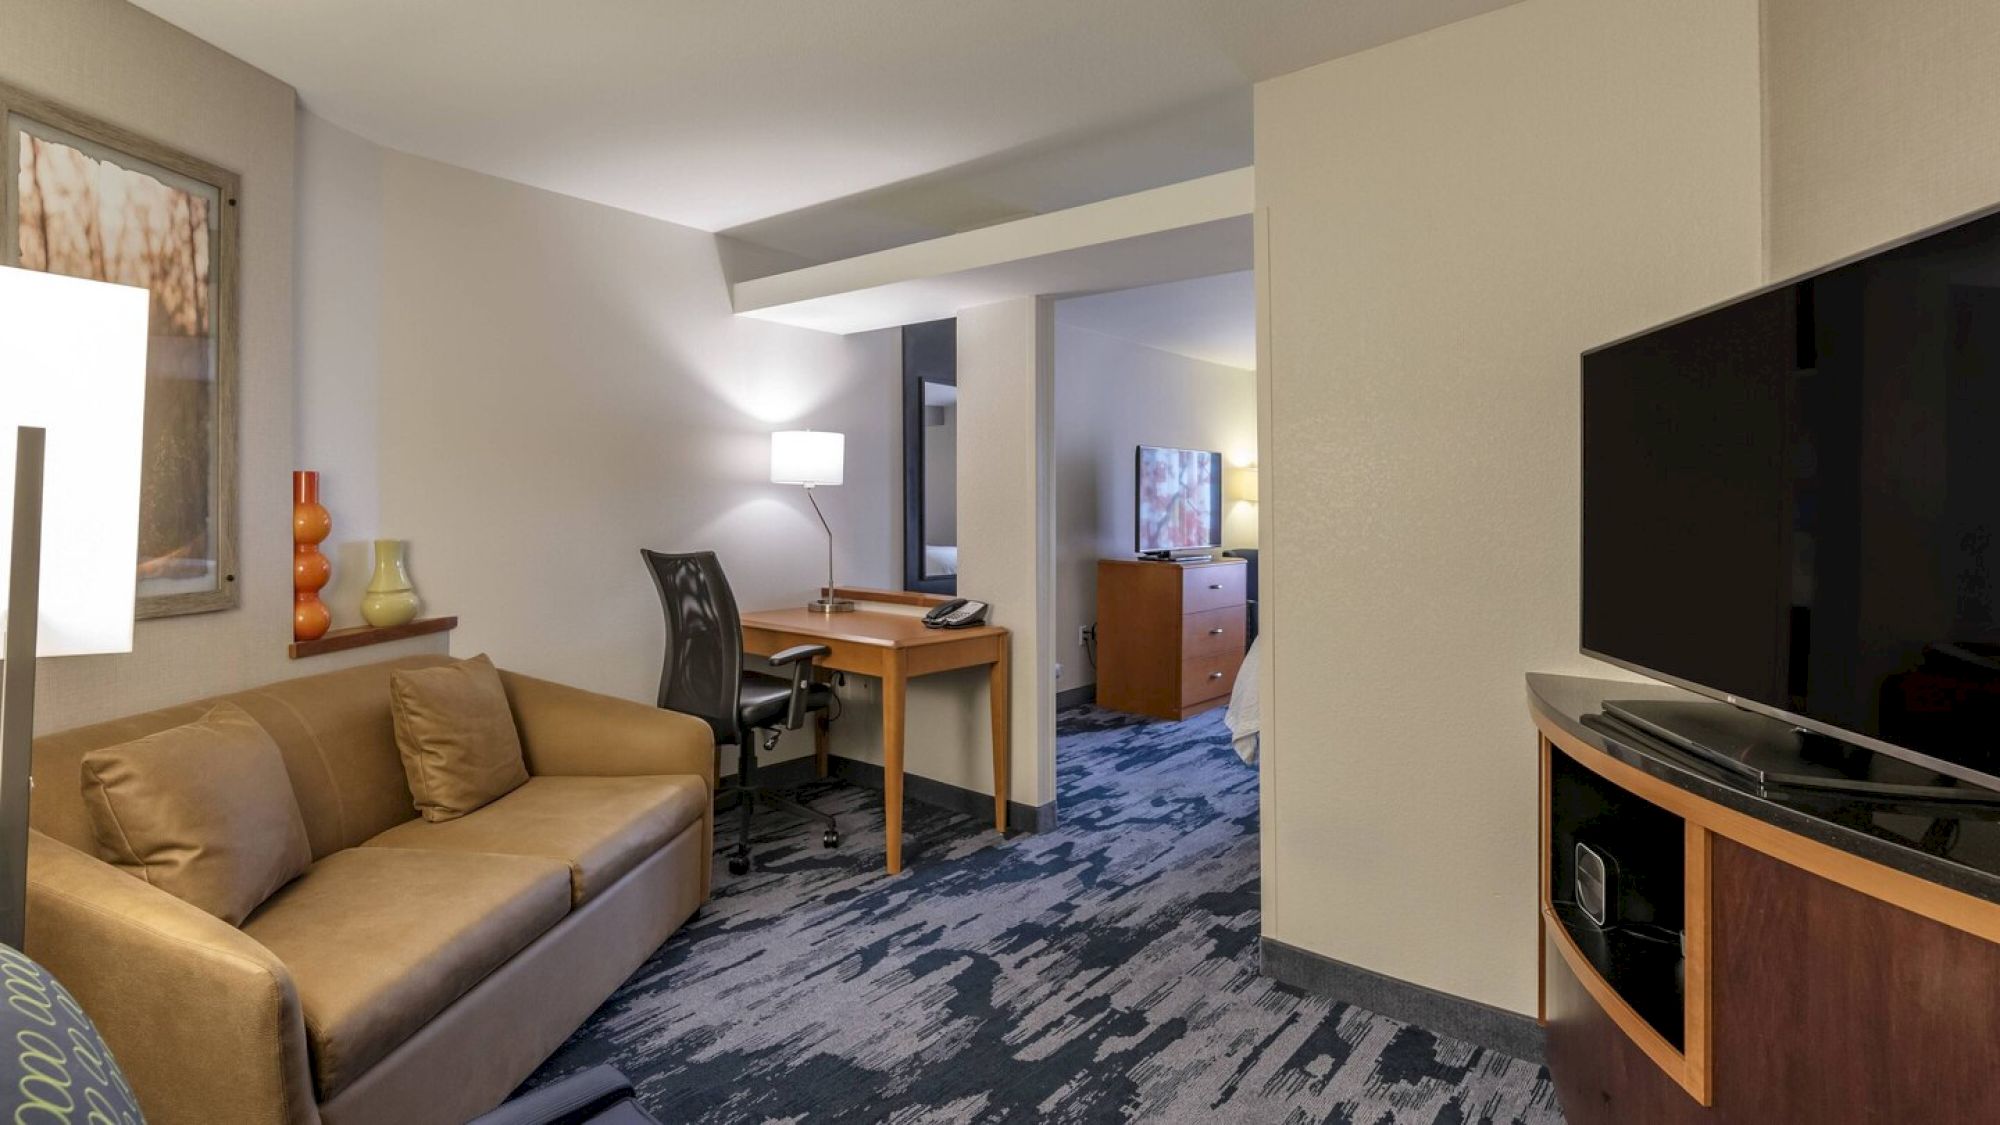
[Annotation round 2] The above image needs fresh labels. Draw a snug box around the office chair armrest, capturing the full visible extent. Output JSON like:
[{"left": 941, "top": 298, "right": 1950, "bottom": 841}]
[
  {"left": 768, "top": 643, "right": 831, "bottom": 666},
  {"left": 767, "top": 643, "right": 831, "bottom": 730}
]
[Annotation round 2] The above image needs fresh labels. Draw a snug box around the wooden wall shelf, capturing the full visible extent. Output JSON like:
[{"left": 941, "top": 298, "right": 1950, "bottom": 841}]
[{"left": 289, "top": 616, "right": 455, "bottom": 659}]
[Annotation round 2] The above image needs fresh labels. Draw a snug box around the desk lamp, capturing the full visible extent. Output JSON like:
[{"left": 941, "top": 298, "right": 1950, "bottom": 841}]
[{"left": 770, "top": 429, "right": 854, "bottom": 613}]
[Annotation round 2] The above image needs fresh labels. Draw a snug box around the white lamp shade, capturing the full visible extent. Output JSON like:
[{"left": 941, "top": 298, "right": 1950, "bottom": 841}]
[
  {"left": 770, "top": 430, "right": 844, "bottom": 486},
  {"left": 1228, "top": 464, "right": 1259, "bottom": 504},
  {"left": 0, "top": 266, "right": 150, "bottom": 658}
]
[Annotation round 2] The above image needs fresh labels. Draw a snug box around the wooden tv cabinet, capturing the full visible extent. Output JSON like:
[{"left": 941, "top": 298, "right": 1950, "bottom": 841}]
[
  {"left": 1096, "top": 557, "right": 1245, "bottom": 720},
  {"left": 1531, "top": 674, "right": 2000, "bottom": 1123}
]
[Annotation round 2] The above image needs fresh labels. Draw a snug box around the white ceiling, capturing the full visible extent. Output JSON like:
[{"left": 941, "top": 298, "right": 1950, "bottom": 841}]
[
  {"left": 1057, "top": 271, "right": 1256, "bottom": 370},
  {"left": 735, "top": 169, "right": 1251, "bottom": 333},
  {"left": 129, "top": 0, "right": 1520, "bottom": 244},
  {"left": 722, "top": 90, "right": 1253, "bottom": 266}
]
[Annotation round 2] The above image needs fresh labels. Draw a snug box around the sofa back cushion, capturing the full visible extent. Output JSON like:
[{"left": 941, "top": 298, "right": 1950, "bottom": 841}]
[
  {"left": 80, "top": 703, "right": 314, "bottom": 925},
  {"left": 389, "top": 655, "right": 530, "bottom": 822},
  {"left": 32, "top": 654, "right": 456, "bottom": 860}
]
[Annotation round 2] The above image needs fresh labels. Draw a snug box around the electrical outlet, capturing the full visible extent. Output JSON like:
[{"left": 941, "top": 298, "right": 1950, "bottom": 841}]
[
  {"left": 1078, "top": 625, "right": 1093, "bottom": 647},
  {"left": 1054, "top": 662, "right": 1064, "bottom": 681}
]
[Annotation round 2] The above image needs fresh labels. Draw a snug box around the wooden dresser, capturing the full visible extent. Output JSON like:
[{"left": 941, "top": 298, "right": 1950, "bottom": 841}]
[{"left": 1096, "top": 558, "right": 1246, "bottom": 720}]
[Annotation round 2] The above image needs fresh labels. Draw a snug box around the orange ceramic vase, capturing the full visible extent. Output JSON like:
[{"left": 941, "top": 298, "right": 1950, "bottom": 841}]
[{"left": 293, "top": 471, "right": 333, "bottom": 641}]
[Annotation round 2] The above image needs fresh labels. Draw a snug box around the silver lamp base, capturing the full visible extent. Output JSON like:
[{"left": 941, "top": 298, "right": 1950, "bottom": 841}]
[{"left": 809, "top": 597, "right": 856, "bottom": 614}]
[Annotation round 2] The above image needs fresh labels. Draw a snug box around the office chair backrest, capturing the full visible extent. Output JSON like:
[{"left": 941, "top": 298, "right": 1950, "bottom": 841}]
[{"left": 641, "top": 549, "right": 744, "bottom": 746}]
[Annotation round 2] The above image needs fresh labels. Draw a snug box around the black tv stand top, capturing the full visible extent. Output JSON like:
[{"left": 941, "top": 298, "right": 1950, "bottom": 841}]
[
  {"left": 1530, "top": 672, "right": 2000, "bottom": 908},
  {"left": 1600, "top": 697, "right": 2000, "bottom": 807}
]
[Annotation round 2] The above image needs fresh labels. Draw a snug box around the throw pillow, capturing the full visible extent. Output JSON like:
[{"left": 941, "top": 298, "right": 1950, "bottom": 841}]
[
  {"left": 389, "top": 654, "right": 530, "bottom": 822},
  {"left": 80, "top": 703, "right": 314, "bottom": 926}
]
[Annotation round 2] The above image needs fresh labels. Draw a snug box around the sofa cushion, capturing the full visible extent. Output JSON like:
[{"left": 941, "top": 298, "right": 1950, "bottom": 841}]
[
  {"left": 390, "top": 654, "right": 530, "bottom": 822},
  {"left": 242, "top": 847, "right": 571, "bottom": 1100},
  {"left": 79, "top": 703, "right": 313, "bottom": 926},
  {"left": 31, "top": 655, "right": 460, "bottom": 862},
  {"left": 363, "top": 775, "right": 705, "bottom": 906}
]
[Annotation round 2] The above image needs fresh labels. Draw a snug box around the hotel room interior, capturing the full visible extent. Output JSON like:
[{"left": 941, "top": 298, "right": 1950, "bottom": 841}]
[{"left": 4, "top": 1, "right": 2000, "bottom": 1123}]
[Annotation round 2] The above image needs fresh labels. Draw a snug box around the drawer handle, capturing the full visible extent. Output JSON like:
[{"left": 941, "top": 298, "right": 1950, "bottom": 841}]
[
  {"left": 1208, "top": 583, "right": 1224, "bottom": 590},
  {"left": 1209, "top": 628, "right": 1225, "bottom": 635},
  {"left": 1209, "top": 671, "right": 1224, "bottom": 679}
]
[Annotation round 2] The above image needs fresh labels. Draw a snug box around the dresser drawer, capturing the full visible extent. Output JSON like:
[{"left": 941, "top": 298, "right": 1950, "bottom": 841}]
[
  {"left": 1181, "top": 650, "right": 1240, "bottom": 705},
  {"left": 1182, "top": 564, "right": 1246, "bottom": 614},
  {"left": 1182, "top": 606, "right": 1245, "bottom": 658}
]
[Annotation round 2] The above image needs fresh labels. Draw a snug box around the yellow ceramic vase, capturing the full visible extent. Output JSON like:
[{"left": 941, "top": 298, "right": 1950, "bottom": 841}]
[{"left": 360, "top": 539, "right": 421, "bottom": 627}]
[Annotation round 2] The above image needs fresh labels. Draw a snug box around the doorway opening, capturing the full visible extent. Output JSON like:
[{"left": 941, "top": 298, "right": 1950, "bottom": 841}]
[{"left": 1049, "top": 268, "right": 1262, "bottom": 863}]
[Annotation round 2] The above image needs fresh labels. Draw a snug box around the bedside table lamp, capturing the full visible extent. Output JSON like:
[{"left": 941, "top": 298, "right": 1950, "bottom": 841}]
[
  {"left": 0, "top": 266, "right": 150, "bottom": 948},
  {"left": 1228, "top": 463, "right": 1258, "bottom": 505},
  {"left": 770, "top": 429, "right": 854, "bottom": 613}
]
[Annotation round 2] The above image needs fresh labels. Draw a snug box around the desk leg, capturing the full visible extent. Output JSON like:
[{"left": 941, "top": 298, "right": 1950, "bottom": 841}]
[
  {"left": 883, "top": 652, "right": 907, "bottom": 874},
  {"left": 989, "top": 651, "right": 1010, "bottom": 834}
]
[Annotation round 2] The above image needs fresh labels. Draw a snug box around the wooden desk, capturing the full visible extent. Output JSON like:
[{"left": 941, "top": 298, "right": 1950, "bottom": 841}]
[{"left": 740, "top": 607, "right": 1010, "bottom": 874}]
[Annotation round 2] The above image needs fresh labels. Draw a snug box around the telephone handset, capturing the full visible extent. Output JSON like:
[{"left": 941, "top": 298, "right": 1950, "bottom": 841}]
[{"left": 922, "top": 598, "right": 991, "bottom": 629}]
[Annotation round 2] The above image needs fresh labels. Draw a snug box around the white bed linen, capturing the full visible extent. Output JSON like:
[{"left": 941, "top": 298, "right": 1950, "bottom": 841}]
[{"left": 1225, "top": 634, "right": 1261, "bottom": 765}]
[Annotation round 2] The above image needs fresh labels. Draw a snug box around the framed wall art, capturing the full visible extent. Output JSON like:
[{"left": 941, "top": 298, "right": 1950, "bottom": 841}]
[{"left": 0, "top": 81, "right": 239, "bottom": 618}]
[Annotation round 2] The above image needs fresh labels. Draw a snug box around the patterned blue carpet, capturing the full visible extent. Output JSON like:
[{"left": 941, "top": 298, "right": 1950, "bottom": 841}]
[{"left": 524, "top": 706, "right": 1563, "bottom": 1123}]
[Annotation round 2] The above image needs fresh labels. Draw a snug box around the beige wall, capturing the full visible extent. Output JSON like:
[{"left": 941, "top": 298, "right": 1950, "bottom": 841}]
[
  {"left": 1053, "top": 322, "right": 1255, "bottom": 691},
  {"left": 956, "top": 298, "right": 1058, "bottom": 808},
  {"left": 1764, "top": 0, "right": 2000, "bottom": 277},
  {"left": 297, "top": 114, "right": 983, "bottom": 782},
  {"left": 5, "top": 0, "right": 446, "bottom": 734},
  {"left": 1254, "top": 0, "right": 1764, "bottom": 1015},
  {"left": 293, "top": 128, "right": 903, "bottom": 718},
  {"left": 296, "top": 111, "right": 387, "bottom": 628}
]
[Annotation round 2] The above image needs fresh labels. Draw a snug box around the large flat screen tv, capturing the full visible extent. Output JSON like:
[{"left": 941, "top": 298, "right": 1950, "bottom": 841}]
[
  {"left": 1136, "top": 445, "right": 1222, "bottom": 557},
  {"left": 1582, "top": 204, "right": 2000, "bottom": 791}
]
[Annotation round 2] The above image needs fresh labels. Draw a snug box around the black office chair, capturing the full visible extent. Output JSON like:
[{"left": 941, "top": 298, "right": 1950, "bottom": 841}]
[{"left": 642, "top": 549, "right": 839, "bottom": 875}]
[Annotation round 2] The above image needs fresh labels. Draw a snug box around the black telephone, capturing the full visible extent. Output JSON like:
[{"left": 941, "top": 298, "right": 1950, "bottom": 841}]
[{"left": 923, "top": 598, "right": 991, "bottom": 629}]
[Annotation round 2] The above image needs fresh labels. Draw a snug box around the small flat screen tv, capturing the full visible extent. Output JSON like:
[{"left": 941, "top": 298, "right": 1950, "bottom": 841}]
[
  {"left": 1136, "top": 445, "right": 1222, "bottom": 556},
  {"left": 1582, "top": 204, "right": 2000, "bottom": 791}
]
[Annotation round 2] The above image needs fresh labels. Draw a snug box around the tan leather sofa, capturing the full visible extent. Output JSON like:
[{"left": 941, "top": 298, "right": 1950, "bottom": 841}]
[{"left": 24, "top": 655, "right": 713, "bottom": 1125}]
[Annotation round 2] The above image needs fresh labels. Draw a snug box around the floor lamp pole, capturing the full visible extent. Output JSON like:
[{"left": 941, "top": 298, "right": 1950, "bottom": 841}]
[{"left": 0, "top": 426, "right": 45, "bottom": 950}]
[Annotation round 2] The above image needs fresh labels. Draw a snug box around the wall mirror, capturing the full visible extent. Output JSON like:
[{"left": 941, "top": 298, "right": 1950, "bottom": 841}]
[{"left": 903, "top": 318, "right": 957, "bottom": 595}]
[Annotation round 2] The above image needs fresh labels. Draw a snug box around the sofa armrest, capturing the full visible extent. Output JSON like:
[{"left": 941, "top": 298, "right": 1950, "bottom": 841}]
[
  {"left": 499, "top": 670, "right": 716, "bottom": 793},
  {"left": 24, "top": 830, "right": 317, "bottom": 1125}
]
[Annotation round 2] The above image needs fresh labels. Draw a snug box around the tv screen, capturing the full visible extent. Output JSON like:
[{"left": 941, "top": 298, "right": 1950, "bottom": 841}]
[
  {"left": 1136, "top": 445, "right": 1222, "bottom": 555},
  {"left": 1582, "top": 206, "right": 2000, "bottom": 788}
]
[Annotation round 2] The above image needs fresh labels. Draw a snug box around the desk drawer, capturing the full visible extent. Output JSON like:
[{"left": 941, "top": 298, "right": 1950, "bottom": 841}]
[
  {"left": 1181, "top": 650, "right": 1240, "bottom": 705},
  {"left": 1182, "top": 565, "right": 1246, "bottom": 614},
  {"left": 1182, "top": 607, "right": 1245, "bottom": 658}
]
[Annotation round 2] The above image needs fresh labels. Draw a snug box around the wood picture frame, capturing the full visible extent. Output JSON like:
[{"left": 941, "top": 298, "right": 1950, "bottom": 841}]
[{"left": 0, "top": 80, "right": 240, "bottom": 619}]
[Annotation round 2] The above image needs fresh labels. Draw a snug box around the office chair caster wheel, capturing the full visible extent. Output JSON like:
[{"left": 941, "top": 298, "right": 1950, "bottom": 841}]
[
  {"left": 822, "top": 829, "right": 839, "bottom": 849},
  {"left": 728, "top": 854, "right": 749, "bottom": 876}
]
